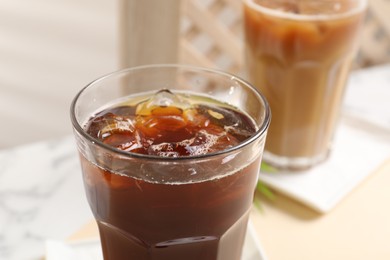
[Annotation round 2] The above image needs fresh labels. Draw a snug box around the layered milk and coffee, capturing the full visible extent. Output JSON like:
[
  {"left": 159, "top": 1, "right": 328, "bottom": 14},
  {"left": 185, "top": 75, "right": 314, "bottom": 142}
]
[{"left": 244, "top": 0, "right": 366, "bottom": 169}]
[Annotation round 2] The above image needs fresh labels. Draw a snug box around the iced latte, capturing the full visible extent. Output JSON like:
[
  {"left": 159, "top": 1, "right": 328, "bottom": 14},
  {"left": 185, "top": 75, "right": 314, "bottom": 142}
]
[{"left": 243, "top": 0, "right": 366, "bottom": 169}]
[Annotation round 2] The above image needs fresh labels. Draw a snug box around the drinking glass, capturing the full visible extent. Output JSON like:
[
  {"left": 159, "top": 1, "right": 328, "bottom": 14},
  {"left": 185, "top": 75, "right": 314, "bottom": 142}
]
[
  {"left": 243, "top": 0, "right": 367, "bottom": 170},
  {"left": 71, "top": 64, "right": 270, "bottom": 260}
]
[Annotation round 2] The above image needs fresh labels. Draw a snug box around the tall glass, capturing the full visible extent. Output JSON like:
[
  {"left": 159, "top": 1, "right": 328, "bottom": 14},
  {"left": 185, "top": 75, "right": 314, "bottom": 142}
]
[
  {"left": 243, "top": 0, "right": 367, "bottom": 170},
  {"left": 70, "top": 65, "right": 270, "bottom": 260}
]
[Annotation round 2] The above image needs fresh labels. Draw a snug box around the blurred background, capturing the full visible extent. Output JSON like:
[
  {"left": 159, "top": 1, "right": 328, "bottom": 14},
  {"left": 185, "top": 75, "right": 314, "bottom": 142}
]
[
  {"left": 1, "top": 0, "right": 389, "bottom": 149},
  {"left": 0, "top": 0, "right": 119, "bottom": 148}
]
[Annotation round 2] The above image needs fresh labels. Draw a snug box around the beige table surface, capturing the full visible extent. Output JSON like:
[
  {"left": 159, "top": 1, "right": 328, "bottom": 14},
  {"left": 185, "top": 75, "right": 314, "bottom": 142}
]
[
  {"left": 70, "top": 160, "right": 390, "bottom": 260},
  {"left": 252, "top": 160, "right": 390, "bottom": 260}
]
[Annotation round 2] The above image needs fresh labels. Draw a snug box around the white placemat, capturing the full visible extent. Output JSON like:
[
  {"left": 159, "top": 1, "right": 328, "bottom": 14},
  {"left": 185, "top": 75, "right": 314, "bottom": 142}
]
[{"left": 258, "top": 118, "right": 390, "bottom": 213}]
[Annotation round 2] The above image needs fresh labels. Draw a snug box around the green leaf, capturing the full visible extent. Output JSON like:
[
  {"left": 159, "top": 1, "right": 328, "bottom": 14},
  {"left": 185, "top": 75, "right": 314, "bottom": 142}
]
[
  {"left": 253, "top": 196, "right": 263, "bottom": 211},
  {"left": 256, "top": 181, "right": 275, "bottom": 201},
  {"left": 260, "top": 162, "right": 278, "bottom": 173},
  {"left": 254, "top": 163, "right": 277, "bottom": 210}
]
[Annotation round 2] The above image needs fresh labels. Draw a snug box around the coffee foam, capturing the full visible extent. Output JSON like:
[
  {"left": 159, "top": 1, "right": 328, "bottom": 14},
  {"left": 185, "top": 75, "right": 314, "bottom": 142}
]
[{"left": 244, "top": 0, "right": 367, "bottom": 21}]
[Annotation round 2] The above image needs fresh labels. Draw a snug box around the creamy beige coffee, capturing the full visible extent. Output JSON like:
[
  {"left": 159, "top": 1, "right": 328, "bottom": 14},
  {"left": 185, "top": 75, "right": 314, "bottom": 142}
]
[{"left": 243, "top": 0, "right": 366, "bottom": 169}]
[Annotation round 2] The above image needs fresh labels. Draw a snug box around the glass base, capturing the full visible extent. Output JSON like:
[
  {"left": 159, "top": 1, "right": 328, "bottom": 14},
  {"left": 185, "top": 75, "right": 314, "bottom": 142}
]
[{"left": 263, "top": 150, "right": 330, "bottom": 171}]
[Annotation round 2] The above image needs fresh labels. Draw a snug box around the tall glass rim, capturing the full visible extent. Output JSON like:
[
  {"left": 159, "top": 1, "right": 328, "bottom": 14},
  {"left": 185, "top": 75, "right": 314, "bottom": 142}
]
[
  {"left": 243, "top": 0, "right": 367, "bottom": 21},
  {"left": 70, "top": 64, "right": 271, "bottom": 162}
]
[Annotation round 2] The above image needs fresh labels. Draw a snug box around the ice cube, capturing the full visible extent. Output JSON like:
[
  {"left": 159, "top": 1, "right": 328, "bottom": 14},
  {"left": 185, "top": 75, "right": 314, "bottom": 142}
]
[
  {"left": 299, "top": 1, "right": 348, "bottom": 15},
  {"left": 134, "top": 90, "right": 199, "bottom": 134},
  {"left": 86, "top": 112, "right": 135, "bottom": 141},
  {"left": 185, "top": 130, "right": 219, "bottom": 156},
  {"left": 280, "top": 3, "right": 300, "bottom": 14},
  {"left": 139, "top": 106, "right": 187, "bottom": 132},
  {"left": 148, "top": 130, "right": 229, "bottom": 157},
  {"left": 197, "top": 105, "right": 256, "bottom": 141},
  {"left": 184, "top": 129, "right": 239, "bottom": 156},
  {"left": 115, "top": 130, "right": 144, "bottom": 153},
  {"left": 148, "top": 142, "right": 181, "bottom": 157},
  {"left": 136, "top": 89, "right": 191, "bottom": 116}
]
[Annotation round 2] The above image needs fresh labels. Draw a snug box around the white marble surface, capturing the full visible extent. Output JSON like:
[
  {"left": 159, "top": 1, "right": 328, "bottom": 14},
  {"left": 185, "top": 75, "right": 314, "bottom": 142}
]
[
  {"left": 0, "top": 64, "right": 389, "bottom": 259},
  {"left": 0, "top": 137, "right": 93, "bottom": 260}
]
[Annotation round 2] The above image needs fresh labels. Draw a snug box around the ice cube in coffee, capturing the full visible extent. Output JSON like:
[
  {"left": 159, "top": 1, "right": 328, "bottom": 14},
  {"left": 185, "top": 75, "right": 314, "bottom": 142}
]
[{"left": 75, "top": 83, "right": 268, "bottom": 260}]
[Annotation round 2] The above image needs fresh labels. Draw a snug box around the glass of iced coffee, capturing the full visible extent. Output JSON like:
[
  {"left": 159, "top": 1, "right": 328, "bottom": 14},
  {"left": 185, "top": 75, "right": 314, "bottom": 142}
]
[
  {"left": 243, "top": 0, "right": 367, "bottom": 170},
  {"left": 70, "top": 65, "right": 270, "bottom": 260}
]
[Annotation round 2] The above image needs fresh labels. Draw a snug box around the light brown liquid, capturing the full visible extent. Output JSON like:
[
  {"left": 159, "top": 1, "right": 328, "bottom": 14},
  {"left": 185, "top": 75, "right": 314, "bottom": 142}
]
[{"left": 244, "top": 0, "right": 365, "bottom": 169}]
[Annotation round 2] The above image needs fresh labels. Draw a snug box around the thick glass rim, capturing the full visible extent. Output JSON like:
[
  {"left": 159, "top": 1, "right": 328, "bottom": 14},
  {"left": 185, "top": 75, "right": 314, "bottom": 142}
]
[
  {"left": 244, "top": 0, "right": 367, "bottom": 21},
  {"left": 70, "top": 64, "right": 271, "bottom": 162}
]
